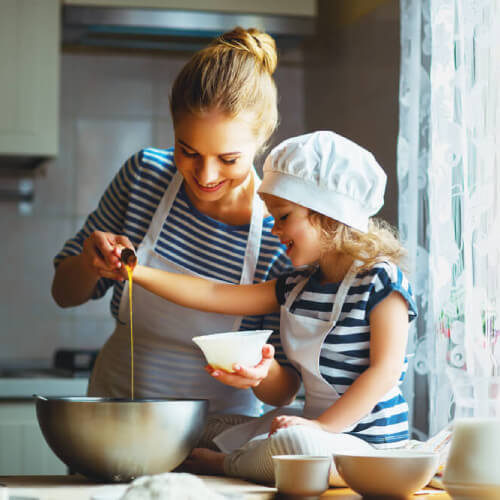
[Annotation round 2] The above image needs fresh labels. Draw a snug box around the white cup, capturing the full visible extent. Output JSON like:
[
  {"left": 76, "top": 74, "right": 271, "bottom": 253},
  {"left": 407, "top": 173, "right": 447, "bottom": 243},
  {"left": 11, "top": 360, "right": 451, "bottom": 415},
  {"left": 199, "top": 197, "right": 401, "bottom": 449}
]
[
  {"left": 443, "top": 418, "right": 500, "bottom": 485},
  {"left": 443, "top": 374, "right": 500, "bottom": 499},
  {"left": 272, "top": 455, "right": 331, "bottom": 499}
]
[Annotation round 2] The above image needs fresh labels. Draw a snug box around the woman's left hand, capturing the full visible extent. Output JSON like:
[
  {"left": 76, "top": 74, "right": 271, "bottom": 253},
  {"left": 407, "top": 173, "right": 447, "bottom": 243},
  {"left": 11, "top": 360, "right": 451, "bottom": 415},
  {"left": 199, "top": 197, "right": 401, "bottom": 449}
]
[{"left": 269, "top": 415, "right": 324, "bottom": 436}]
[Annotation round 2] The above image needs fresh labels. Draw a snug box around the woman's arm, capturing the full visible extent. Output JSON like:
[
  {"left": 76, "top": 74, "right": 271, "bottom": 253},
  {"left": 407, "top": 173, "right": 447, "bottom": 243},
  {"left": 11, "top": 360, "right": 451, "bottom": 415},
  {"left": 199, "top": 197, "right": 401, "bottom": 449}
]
[
  {"left": 270, "top": 291, "right": 409, "bottom": 433},
  {"left": 52, "top": 254, "right": 99, "bottom": 307},
  {"left": 132, "top": 264, "right": 280, "bottom": 316},
  {"left": 52, "top": 152, "right": 142, "bottom": 308}
]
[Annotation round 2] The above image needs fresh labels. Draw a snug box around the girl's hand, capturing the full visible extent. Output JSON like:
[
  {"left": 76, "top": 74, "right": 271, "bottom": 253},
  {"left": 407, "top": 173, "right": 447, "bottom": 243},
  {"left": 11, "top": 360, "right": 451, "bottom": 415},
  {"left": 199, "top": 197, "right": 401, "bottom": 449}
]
[
  {"left": 81, "top": 231, "right": 134, "bottom": 280},
  {"left": 269, "top": 415, "right": 324, "bottom": 436},
  {"left": 206, "top": 344, "right": 275, "bottom": 389}
]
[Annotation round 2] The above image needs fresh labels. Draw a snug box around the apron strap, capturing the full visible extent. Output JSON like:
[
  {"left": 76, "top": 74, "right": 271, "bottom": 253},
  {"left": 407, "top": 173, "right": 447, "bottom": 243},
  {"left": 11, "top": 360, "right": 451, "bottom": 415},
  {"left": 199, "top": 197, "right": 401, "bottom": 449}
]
[
  {"left": 142, "top": 170, "right": 184, "bottom": 250},
  {"left": 327, "top": 261, "right": 360, "bottom": 323},
  {"left": 231, "top": 169, "right": 264, "bottom": 329},
  {"left": 132, "top": 165, "right": 264, "bottom": 331},
  {"left": 284, "top": 261, "right": 360, "bottom": 325},
  {"left": 239, "top": 169, "right": 264, "bottom": 285},
  {"left": 284, "top": 274, "right": 311, "bottom": 310},
  {"left": 121, "top": 169, "right": 183, "bottom": 326}
]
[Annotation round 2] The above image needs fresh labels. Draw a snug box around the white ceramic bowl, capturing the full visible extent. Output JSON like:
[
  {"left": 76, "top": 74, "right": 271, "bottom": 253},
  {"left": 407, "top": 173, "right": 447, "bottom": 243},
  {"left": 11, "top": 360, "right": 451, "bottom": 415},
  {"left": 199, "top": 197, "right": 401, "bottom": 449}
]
[
  {"left": 192, "top": 330, "right": 272, "bottom": 373},
  {"left": 334, "top": 449, "right": 439, "bottom": 498},
  {"left": 272, "top": 455, "right": 331, "bottom": 497}
]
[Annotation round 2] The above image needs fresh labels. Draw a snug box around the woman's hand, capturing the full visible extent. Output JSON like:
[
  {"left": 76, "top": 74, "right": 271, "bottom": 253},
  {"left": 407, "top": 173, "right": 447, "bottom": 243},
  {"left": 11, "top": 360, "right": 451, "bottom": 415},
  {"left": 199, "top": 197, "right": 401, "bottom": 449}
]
[
  {"left": 52, "top": 231, "right": 135, "bottom": 307},
  {"left": 206, "top": 344, "right": 275, "bottom": 389},
  {"left": 81, "top": 230, "right": 134, "bottom": 280},
  {"left": 269, "top": 415, "right": 324, "bottom": 436}
]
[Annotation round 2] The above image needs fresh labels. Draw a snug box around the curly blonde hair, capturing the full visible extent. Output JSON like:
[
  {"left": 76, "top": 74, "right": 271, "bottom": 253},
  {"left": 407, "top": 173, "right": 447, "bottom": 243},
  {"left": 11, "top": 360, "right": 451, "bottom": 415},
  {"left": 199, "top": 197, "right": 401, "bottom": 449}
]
[
  {"left": 170, "top": 26, "right": 279, "bottom": 149},
  {"left": 308, "top": 212, "right": 408, "bottom": 272}
]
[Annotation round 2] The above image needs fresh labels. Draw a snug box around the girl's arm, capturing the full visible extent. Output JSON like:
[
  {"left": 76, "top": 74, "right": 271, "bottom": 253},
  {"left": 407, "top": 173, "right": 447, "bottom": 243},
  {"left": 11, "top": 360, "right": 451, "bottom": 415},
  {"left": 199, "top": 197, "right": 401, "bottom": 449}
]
[
  {"left": 252, "top": 359, "right": 302, "bottom": 406},
  {"left": 132, "top": 264, "right": 280, "bottom": 317},
  {"left": 271, "top": 291, "right": 409, "bottom": 433},
  {"left": 133, "top": 264, "right": 298, "bottom": 404},
  {"left": 315, "top": 291, "right": 409, "bottom": 432}
]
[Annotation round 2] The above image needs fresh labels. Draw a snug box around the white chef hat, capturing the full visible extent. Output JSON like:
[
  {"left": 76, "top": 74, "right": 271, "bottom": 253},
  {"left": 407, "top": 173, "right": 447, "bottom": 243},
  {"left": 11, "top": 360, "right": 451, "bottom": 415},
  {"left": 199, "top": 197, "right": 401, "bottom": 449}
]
[{"left": 258, "top": 131, "right": 387, "bottom": 232}]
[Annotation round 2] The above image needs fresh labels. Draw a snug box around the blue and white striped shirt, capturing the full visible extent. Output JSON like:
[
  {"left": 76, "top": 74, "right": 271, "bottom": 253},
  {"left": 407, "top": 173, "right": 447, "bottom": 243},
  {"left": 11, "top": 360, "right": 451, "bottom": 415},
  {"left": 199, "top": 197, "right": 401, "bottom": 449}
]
[
  {"left": 276, "top": 261, "right": 417, "bottom": 447},
  {"left": 54, "top": 147, "right": 291, "bottom": 363}
]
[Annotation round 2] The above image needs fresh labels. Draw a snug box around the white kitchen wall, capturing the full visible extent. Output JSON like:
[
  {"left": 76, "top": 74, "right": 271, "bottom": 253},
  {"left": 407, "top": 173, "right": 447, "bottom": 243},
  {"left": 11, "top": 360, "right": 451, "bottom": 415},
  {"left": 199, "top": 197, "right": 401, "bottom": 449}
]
[
  {"left": 0, "top": 47, "right": 306, "bottom": 364},
  {"left": 304, "top": 0, "right": 400, "bottom": 227}
]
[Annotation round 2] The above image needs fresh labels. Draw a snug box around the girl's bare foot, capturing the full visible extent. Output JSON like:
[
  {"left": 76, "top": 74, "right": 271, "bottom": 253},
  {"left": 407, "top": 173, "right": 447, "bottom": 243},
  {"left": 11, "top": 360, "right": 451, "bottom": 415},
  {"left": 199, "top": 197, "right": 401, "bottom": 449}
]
[{"left": 179, "top": 447, "right": 226, "bottom": 475}]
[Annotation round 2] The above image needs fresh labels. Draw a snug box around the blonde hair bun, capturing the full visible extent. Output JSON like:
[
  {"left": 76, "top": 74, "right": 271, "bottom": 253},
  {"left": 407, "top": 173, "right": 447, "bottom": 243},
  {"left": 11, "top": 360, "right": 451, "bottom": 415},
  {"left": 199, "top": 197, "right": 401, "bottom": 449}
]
[
  {"left": 170, "top": 25, "right": 279, "bottom": 146},
  {"left": 215, "top": 27, "right": 278, "bottom": 75}
]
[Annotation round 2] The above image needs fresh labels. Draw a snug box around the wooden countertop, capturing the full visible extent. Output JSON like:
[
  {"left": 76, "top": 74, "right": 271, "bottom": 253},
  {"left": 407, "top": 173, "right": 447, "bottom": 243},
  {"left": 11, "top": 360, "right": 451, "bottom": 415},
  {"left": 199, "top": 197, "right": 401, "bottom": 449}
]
[{"left": 0, "top": 474, "right": 450, "bottom": 499}]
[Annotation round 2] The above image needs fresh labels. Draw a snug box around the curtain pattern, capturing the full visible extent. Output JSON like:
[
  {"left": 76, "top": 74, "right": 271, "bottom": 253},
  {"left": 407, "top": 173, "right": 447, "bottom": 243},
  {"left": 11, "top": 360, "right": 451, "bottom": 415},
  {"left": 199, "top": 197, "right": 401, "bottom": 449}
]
[{"left": 398, "top": 0, "right": 500, "bottom": 437}]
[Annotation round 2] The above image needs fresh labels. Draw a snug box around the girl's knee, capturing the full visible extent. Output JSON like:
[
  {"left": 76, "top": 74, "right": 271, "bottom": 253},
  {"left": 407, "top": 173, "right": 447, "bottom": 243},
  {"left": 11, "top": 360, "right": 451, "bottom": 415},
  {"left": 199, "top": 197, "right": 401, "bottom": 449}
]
[{"left": 268, "top": 426, "right": 319, "bottom": 456}]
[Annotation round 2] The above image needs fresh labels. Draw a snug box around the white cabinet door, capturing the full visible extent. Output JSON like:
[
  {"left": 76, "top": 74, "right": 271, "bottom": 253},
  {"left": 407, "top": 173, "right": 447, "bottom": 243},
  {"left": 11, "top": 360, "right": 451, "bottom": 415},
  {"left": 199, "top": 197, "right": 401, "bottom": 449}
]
[
  {"left": 0, "top": 402, "right": 66, "bottom": 475},
  {"left": 0, "top": 0, "right": 60, "bottom": 157}
]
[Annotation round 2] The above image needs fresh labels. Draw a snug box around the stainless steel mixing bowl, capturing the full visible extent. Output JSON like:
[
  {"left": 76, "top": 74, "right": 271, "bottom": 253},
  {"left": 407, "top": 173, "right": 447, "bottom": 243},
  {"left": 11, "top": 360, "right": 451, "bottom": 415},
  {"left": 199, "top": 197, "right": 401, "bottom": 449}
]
[{"left": 35, "top": 396, "right": 208, "bottom": 482}]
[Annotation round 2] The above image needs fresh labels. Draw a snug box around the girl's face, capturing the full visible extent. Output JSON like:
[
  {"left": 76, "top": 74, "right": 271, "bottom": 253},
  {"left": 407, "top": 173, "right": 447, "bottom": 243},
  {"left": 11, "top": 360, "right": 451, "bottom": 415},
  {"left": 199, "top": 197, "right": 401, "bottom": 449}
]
[
  {"left": 173, "top": 109, "right": 260, "bottom": 205},
  {"left": 262, "top": 194, "right": 323, "bottom": 267}
]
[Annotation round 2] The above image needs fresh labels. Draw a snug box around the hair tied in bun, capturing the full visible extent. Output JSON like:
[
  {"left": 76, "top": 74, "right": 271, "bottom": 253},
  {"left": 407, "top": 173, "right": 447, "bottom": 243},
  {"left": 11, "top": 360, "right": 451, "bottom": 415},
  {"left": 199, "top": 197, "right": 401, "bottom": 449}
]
[{"left": 252, "top": 35, "right": 262, "bottom": 49}]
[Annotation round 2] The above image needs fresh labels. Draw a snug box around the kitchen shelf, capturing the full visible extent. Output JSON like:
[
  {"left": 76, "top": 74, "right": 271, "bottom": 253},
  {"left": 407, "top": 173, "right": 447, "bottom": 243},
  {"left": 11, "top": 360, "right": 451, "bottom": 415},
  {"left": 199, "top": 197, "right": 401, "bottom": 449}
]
[{"left": 0, "top": 0, "right": 60, "bottom": 159}]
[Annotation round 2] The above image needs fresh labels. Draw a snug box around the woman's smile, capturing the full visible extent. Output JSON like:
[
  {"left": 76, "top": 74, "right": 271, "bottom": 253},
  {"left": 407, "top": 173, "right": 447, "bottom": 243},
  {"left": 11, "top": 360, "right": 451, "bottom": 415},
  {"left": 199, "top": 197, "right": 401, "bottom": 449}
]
[
  {"left": 173, "top": 109, "right": 260, "bottom": 213},
  {"left": 195, "top": 178, "right": 228, "bottom": 192}
]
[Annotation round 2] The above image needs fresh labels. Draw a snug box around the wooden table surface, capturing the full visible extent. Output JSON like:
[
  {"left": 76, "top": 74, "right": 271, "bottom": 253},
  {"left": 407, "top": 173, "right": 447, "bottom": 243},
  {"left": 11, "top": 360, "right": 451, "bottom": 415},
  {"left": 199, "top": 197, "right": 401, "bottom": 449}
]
[{"left": 0, "top": 474, "right": 451, "bottom": 499}]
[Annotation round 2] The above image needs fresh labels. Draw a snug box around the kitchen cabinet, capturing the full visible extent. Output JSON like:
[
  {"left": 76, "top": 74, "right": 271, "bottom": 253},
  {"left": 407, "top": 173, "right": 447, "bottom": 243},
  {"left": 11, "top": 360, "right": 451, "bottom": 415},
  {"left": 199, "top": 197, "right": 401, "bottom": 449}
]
[
  {"left": 0, "top": 377, "right": 88, "bottom": 475},
  {"left": 0, "top": 401, "right": 66, "bottom": 475},
  {"left": 63, "top": 0, "right": 317, "bottom": 17},
  {"left": 0, "top": 0, "right": 60, "bottom": 159}
]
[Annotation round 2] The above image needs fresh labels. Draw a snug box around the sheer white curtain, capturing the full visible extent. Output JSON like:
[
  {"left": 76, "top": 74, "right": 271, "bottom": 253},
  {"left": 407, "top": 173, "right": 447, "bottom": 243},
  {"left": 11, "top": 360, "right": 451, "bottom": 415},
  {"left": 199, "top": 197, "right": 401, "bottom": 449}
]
[{"left": 398, "top": 0, "right": 500, "bottom": 437}]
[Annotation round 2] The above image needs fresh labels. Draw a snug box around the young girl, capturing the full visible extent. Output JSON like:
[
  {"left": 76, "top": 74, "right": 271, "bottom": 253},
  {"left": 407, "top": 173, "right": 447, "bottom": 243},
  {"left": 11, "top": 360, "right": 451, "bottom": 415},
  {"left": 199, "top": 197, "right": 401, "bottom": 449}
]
[{"left": 121, "top": 131, "right": 417, "bottom": 485}]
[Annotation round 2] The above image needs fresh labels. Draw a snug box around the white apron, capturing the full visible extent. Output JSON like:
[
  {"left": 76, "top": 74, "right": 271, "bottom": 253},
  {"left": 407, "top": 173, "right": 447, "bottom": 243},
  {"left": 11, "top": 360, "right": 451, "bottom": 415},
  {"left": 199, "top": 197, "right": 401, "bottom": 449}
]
[
  {"left": 88, "top": 170, "right": 265, "bottom": 415},
  {"left": 214, "top": 262, "right": 360, "bottom": 453}
]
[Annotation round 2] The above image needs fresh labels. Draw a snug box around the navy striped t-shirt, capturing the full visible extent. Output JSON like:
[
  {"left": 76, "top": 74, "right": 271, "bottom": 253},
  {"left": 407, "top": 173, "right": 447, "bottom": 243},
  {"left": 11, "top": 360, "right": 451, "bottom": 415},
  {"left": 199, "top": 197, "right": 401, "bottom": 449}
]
[
  {"left": 54, "top": 147, "right": 292, "bottom": 363},
  {"left": 276, "top": 261, "right": 417, "bottom": 447}
]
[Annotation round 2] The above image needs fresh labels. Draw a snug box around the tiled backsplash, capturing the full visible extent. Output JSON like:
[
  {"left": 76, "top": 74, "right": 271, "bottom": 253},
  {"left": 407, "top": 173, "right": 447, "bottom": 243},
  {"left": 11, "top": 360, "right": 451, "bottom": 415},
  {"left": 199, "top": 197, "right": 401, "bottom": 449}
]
[{"left": 0, "top": 49, "right": 306, "bottom": 363}]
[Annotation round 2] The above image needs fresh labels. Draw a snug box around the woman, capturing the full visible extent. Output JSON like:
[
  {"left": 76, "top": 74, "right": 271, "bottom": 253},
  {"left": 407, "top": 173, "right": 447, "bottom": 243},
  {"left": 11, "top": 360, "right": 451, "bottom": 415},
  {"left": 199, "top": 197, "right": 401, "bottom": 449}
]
[{"left": 51, "top": 27, "right": 295, "bottom": 427}]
